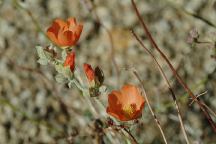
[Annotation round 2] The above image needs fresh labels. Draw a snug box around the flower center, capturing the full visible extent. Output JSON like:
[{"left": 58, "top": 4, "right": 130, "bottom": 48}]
[{"left": 122, "top": 104, "right": 136, "bottom": 119}]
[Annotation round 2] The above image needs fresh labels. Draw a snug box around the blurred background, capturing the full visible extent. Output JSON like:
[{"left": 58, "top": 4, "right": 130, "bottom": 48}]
[{"left": 0, "top": 0, "right": 216, "bottom": 143}]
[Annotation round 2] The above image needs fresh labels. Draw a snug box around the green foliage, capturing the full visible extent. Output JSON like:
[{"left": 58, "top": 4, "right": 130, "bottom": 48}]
[
  {"left": 36, "top": 45, "right": 73, "bottom": 84},
  {"left": 55, "top": 64, "right": 71, "bottom": 78},
  {"left": 61, "top": 49, "right": 67, "bottom": 60},
  {"left": 35, "top": 46, "right": 52, "bottom": 65},
  {"left": 55, "top": 74, "right": 67, "bottom": 83}
]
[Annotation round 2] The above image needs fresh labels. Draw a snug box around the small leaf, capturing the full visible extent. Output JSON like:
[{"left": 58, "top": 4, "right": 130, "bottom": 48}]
[
  {"left": 55, "top": 64, "right": 71, "bottom": 78},
  {"left": 37, "top": 58, "right": 48, "bottom": 65},
  {"left": 68, "top": 80, "right": 74, "bottom": 88},
  {"left": 36, "top": 46, "right": 52, "bottom": 64},
  {"left": 55, "top": 64, "right": 64, "bottom": 73},
  {"left": 36, "top": 46, "right": 46, "bottom": 59},
  {"left": 63, "top": 66, "right": 71, "bottom": 77},
  {"left": 55, "top": 74, "right": 67, "bottom": 83},
  {"left": 99, "top": 86, "right": 107, "bottom": 93},
  {"left": 61, "top": 49, "right": 67, "bottom": 60},
  {"left": 36, "top": 46, "right": 51, "bottom": 59}
]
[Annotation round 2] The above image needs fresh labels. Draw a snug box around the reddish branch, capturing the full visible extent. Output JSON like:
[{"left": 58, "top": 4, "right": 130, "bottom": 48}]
[
  {"left": 131, "top": 0, "right": 216, "bottom": 132},
  {"left": 131, "top": 30, "right": 189, "bottom": 143}
]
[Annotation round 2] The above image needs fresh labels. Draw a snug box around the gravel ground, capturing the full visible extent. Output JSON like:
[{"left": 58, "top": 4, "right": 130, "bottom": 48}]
[{"left": 0, "top": 0, "right": 216, "bottom": 143}]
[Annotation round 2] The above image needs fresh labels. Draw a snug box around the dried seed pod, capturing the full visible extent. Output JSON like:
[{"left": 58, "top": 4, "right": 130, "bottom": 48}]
[
  {"left": 94, "top": 119, "right": 104, "bottom": 131},
  {"left": 89, "top": 87, "right": 100, "bottom": 97},
  {"left": 94, "top": 66, "right": 104, "bottom": 86}
]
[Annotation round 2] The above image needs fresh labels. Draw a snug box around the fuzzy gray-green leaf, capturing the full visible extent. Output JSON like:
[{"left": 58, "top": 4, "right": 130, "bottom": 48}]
[
  {"left": 55, "top": 74, "right": 67, "bottom": 83},
  {"left": 37, "top": 58, "right": 48, "bottom": 65}
]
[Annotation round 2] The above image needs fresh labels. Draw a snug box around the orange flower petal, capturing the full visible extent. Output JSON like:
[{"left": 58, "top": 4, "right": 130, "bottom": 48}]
[
  {"left": 121, "top": 84, "right": 144, "bottom": 108},
  {"left": 106, "top": 84, "right": 145, "bottom": 121},
  {"left": 73, "top": 24, "right": 83, "bottom": 42},
  {"left": 47, "top": 21, "right": 62, "bottom": 46},
  {"left": 67, "top": 18, "right": 77, "bottom": 30},
  {"left": 47, "top": 29, "right": 60, "bottom": 46},
  {"left": 47, "top": 22, "right": 60, "bottom": 37},
  {"left": 108, "top": 91, "right": 123, "bottom": 111},
  {"left": 54, "top": 19, "right": 68, "bottom": 29},
  {"left": 64, "top": 51, "right": 75, "bottom": 72},
  {"left": 46, "top": 17, "right": 83, "bottom": 47},
  {"left": 107, "top": 107, "right": 131, "bottom": 121},
  {"left": 57, "top": 30, "right": 73, "bottom": 47},
  {"left": 83, "top": 63, "right": 95, "bottom": 82},
  {"left": 133, "top": 103, "right": 145, "bottom": 118}
]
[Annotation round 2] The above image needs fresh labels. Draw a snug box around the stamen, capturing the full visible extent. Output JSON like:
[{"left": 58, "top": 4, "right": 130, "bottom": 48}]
[{"left": 122, "top": 104, "right": 136, "bottom": 119}]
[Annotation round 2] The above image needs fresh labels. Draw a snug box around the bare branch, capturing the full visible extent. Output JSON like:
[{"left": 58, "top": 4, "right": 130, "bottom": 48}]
[{"left": 131, "top": 0, "right": 216, "bottom": 133}]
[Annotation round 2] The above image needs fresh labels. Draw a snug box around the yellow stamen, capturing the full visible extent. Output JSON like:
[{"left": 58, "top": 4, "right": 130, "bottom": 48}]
[{"left": 122, "top": 104, "right": 136, "bottom": 119}]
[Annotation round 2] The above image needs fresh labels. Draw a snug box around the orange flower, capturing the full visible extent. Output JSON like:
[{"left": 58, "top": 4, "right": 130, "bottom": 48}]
[
  {"left": 47, "top": 18, "right": 83, "bottom": 47},
  {"left": 83, "top": 63, "right": 95, "bottom": 82},
  {"left": 106, "top": 84, "right": 145, "bottom": 121},
  {"left": 64, "top": 51, "right": 75, "bottom": 72}
]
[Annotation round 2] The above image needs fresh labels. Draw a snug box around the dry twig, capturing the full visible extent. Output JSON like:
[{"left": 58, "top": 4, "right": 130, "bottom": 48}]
[
  {"left": 131, "top": 30, "right": 190, "bottom": 144},
  {"left": 132, "top": 70, "right": 168, "bottom": 144},
  {"left": 131, "top": 0, "right": 216, "bottom": 133}
]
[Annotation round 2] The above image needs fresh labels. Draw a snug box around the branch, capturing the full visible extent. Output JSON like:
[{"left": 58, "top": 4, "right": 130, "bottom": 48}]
[
  {"left": 131, "top": 0, "right": 216, "bottom": 133},
  {"left": 131, "top": 30, "right": 190, "bottom": 143},
  {"left": 132, "top": 70, "right": 168, "bottom": 144}
]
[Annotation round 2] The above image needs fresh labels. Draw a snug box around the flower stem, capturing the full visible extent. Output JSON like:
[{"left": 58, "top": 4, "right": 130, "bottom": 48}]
[{"left": 123, "top": 128, "right": 139, "bottom": 144}]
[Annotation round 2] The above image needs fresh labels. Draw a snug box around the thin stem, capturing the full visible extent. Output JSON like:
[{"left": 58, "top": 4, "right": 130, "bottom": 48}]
[
  {"left": 70, "top": 75, "right": 99, "bottom": 118},
  {"left": 132, "top": 70, "right": 168, "bottom": 144},
  {"left": 189, "top": 91, "right": 208, "bottom": 106},
  {"left": 203, "top": 103, "right": 216, "bottom": 119},
  {"left": 131, "top": 0, "right": 216, "bottom": 133},
  {"left": 13, "top": 0, "right": 47, "bottom": 39},
  {"left": 123, "top": 128, "right": 139, "bottom": 144},
  {"left": 73, "top": 69, "right": 123, "bottom": 144},
  {"left": 195, "top": 40, "right": 213, "bottom": 44},
  {"left": 166, "top": 0, "right": 216, "bottom": 29},
  {"left": 71, "top": 79, "right": 86, "bottom": 92},
  {"left": 131, "top": 30, "right": 190, "bottom": 144}
]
